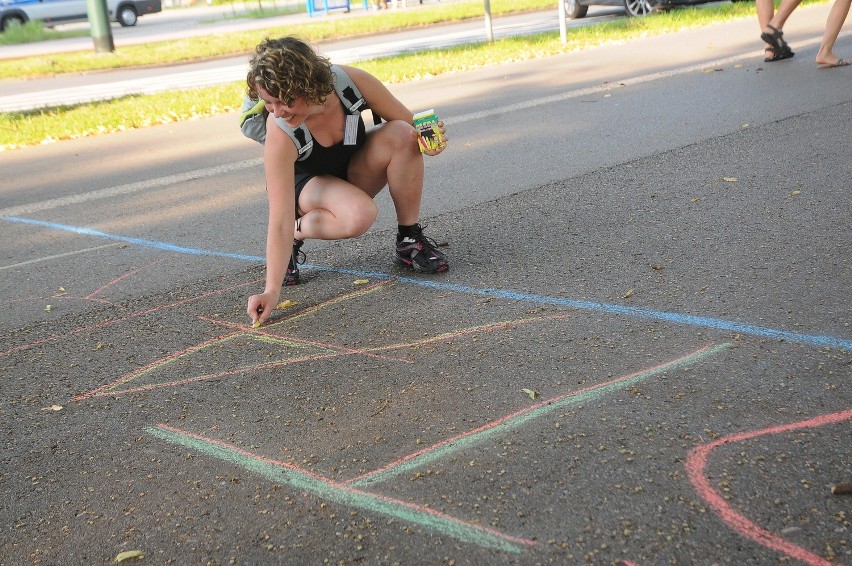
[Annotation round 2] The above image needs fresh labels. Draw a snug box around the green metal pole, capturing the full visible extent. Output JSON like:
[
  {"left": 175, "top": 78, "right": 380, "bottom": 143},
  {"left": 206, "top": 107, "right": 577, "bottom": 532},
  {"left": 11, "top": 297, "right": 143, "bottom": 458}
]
[{"left": 86, "top": 0, "right": 115, "bottom": 53}]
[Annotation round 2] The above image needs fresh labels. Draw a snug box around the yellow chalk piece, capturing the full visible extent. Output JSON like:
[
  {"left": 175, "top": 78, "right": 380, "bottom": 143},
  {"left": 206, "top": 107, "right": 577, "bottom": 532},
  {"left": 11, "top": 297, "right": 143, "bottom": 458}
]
[
  {"left": 252, "top": 321, "right": 262, "bottom": 328},
  {"left": 353, "top": 279, "right": 370, "bottom": 285},
  {"left": 276, "top": 300, "right": 297, "bottom": 309},
  {"left": 113, "top": 550, "right": 144, "bottom": 562},
  {"left": 521, "top": 388, "right": 539, "bottom": 400}
]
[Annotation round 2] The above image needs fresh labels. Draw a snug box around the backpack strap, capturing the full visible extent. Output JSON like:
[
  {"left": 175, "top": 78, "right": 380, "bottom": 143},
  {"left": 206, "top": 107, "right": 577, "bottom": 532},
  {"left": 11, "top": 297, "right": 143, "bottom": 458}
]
[
  {"left": 328, "top": 65, "right": 383, "bottom": 125},
  {"left": 239, "top": 65, "right": 380, "bottom": 160}
]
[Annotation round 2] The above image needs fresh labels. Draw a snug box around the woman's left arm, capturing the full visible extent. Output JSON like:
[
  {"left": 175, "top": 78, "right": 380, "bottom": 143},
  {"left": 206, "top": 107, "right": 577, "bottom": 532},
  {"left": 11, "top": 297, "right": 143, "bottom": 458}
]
[
  {"left": 340, "top": 65, "right": 415, "bottom": 124},
  {"left": 341, "top": 65, "right": 447, "bottom": 156}
]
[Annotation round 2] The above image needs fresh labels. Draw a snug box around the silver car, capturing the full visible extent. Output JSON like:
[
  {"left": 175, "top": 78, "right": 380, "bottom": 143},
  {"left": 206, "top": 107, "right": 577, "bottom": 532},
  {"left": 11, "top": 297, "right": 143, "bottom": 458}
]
[{"left": 0, "top": 0, "right": 161, "bottom": 30}]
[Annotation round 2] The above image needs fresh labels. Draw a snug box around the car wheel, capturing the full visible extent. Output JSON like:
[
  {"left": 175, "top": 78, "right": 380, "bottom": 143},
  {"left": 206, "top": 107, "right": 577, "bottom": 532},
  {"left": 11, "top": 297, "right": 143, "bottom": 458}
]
[
  {"left": 565, "top": 0, "right": 588, "bottom": 19},
  {"left": 1, "top": 13, "right": 27, "bottom": 31},
  {"left": 117, "top": 5, "right": 138, "bottom": 26},
  {"left": 623, "top": 0, "right": 655, "bottom": 16}
]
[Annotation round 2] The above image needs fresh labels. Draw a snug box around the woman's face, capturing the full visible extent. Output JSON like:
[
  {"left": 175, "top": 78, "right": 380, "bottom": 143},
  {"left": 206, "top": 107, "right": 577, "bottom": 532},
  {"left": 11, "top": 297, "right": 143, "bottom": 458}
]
[{"left": 256, "top": 84, "right": 308, "bottom": 127}]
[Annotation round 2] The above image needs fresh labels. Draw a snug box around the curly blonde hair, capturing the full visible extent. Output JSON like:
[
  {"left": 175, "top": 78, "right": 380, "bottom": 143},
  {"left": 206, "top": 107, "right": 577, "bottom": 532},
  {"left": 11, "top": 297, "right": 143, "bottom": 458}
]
[{"left": 246, "top": 37, "right": 335, "bottom": 106}]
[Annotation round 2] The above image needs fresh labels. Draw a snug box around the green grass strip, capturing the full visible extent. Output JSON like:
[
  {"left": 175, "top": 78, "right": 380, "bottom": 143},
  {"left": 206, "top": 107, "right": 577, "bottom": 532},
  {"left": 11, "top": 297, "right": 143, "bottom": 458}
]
[
  {"left": 0, "top": 0, "right": 827, "bottom": 150},
  {"left": 0, "top": 0, "right": 555, "bottom": 79}
]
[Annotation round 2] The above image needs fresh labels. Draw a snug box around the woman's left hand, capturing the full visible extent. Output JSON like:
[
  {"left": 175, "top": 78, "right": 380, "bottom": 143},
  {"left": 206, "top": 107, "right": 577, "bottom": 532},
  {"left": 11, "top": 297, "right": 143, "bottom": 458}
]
[{"left": 413, "top": 120, "right": 448, "bottom": 156}]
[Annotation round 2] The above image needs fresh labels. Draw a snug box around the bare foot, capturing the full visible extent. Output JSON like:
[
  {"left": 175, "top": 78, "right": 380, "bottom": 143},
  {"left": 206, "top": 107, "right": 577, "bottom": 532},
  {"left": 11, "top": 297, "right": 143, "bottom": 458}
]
[{"left": 816, "top": 56, "right": 851, "bottom": 68}]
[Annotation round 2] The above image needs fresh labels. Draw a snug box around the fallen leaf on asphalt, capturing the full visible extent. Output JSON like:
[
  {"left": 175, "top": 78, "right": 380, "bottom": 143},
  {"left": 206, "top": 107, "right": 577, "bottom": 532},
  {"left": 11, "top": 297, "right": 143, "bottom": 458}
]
[
  {"left": 276, "top": 300, "right": 297, "bottom": 309},
  {"left": 353, "top": 279, "right": 370, "bottom": 285},
  {"left": 789, "top": 190, "right": 800, "bottom": 196},
  {"left": 41, "top": 405, "right": 63, "bottom": 412},
  {"left": 623, "top": 288, "right": 634, "bottom": 299},
  {"left": 112, "top": 550, "right": 144, "bottom": 562},
  {"left": 651, "top": 264, "right": 665, "bottom": 270},
  {"left": 521, "top": 388, "right": 538, "bottom": 400}
]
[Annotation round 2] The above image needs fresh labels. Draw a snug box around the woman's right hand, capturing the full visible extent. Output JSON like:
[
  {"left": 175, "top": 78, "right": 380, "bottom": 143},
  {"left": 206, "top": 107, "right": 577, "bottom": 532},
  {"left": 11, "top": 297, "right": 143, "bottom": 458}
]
[{"left": 247, "top": 290, "right": 280, "bottom": 326}]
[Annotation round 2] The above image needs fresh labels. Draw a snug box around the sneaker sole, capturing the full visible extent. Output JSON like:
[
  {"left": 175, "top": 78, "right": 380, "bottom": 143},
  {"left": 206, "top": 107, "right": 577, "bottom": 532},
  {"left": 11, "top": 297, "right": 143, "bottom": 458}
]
[
  {"left": 393, "top": 255, "right": 448, "bottom": 273},
  {"left": 284, "top": 270, "right": 300, "bottom": 285}
]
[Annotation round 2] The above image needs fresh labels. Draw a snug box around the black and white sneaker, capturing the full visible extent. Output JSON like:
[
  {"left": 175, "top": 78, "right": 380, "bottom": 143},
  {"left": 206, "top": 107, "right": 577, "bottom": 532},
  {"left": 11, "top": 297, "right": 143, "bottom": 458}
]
[{"left": 393, "top": 224, "right": 448, "bottom": 273}]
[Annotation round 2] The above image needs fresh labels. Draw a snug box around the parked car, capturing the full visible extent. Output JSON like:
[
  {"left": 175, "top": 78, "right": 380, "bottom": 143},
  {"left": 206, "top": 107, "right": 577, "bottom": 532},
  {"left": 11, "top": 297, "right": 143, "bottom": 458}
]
[
  {"left": 0, "top": 0, "right": 162, "bottom": 31},
  {"left": 565, "top": 0, "right": 711, "bottom": 18}
]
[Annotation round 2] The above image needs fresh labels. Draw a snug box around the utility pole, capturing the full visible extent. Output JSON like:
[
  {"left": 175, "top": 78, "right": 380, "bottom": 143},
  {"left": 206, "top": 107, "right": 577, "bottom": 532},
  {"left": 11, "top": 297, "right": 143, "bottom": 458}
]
[
  {"left": 483, "top": 0, "right": 493, "bottom": 42},
  {"left": 87, "top": 0, "right": 115, "bottom": 53}
]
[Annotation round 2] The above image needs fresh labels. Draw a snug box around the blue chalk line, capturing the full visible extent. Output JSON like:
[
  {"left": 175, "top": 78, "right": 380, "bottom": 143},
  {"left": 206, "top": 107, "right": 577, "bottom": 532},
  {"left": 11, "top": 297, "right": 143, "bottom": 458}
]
[{"left": 5, "top": 216, "right": 850, "bottom": 350}]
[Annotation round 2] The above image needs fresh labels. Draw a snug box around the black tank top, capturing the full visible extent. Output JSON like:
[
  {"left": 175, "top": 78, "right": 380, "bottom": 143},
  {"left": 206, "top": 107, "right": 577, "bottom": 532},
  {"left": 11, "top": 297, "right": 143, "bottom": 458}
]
[{"left": 294, "top": 97, "right": 367, "bottom": 181}]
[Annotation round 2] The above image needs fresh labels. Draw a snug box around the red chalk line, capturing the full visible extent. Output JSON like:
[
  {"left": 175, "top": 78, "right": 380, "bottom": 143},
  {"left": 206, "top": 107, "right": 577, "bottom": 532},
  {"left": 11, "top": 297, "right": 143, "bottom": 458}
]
[{"left": 686, "top": 408, "right": 852, "bottom": 566}]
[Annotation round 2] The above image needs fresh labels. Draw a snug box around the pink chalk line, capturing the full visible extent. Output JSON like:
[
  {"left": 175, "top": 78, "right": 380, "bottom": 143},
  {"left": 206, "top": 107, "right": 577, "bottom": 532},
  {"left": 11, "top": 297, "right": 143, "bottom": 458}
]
[
  {"left": 2, "top": 278, "right": 261, "bottom": 357},
  {"left": 85, "top": 259, "right": 160, "bottom": 300},
  {"left": 685, "top": 408, "right": 852, "bottom": 566},
  {"left": 347, "top": 343, "right": 727, "bottom": 487}
]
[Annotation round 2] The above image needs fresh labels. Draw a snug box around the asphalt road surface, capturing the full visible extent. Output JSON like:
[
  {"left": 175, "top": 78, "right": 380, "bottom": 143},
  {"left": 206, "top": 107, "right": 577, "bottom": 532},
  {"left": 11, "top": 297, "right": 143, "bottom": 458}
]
[{"left": 1, "top": 5, "right": 851, "bottom": 565}]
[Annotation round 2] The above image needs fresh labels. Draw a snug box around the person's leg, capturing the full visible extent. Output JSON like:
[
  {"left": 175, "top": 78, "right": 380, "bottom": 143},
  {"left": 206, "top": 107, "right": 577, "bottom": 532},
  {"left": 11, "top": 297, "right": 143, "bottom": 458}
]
[
  {"left": 756, "top": 0, "right": 775, "bottom": 44},
  {"left": 347, "top": 120, "right": 448, "bottom": 273},
  {"left": 816, "top": 0, "right": 852, "bottom": 65},
  {"left": 767, "top": 0, "right": 803, "bottom": 30},
  {"left": 760, "top": 0, "right": 803, "bottom": 60},
  {"left": 295, "top": 177, "right": 378, "bottom": 241},
  {"left": 347, "top": 120, "right": 425, "bottom": 227},
  {"left": 280, "top": 177, "right": 378, "bottom": 285}
]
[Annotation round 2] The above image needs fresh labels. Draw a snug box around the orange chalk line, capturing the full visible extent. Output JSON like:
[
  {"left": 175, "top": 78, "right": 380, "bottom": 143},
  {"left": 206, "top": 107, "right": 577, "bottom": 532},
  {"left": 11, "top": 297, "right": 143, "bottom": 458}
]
[
  {"left": 73, "top": 329, "right": 248, "bottom": 400},
  {"left": 362, "top": 312, "right": 574, "bottom": 353},
  {"left": 271, "top": 278, "right": 395, "bottom": 325},
  {"left": 78, "top": 348, "right": 389, "bottom": 399},
  {"left": 80, "top": 308, "right": 574, "bottom": 400},
  {"left": 685, "top": 408, "right": 852, "bottom": 566},
  {"left": 74, "top": 279, "right": 397, "bottom": 399},
  {"left": 2, "top": 278, "right": 261, "bottom": 358},
  {"left": 347, "top": 343, "right": 731, "bottom": 488},
  {"left": 148, "top": 423, "right": 536, "bottom": 552},
  {"left": 197, "top": 316, "right": 411, "bottom": 364}
]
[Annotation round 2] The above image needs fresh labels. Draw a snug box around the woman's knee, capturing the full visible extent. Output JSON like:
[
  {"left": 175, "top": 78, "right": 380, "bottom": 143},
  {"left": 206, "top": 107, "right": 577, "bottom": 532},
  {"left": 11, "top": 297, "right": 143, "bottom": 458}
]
[
  {"left": 378, "top": 120, "right": 419, "bottom": 153},
  {"left": 341, "top": 198, "right": 378, "bottom": 236}
]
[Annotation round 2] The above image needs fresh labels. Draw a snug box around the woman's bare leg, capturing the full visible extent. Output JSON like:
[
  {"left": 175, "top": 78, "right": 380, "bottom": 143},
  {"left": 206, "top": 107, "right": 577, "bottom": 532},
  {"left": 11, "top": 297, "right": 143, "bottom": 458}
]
[
  {"left": 816, "top": 0, "right": 852, "bottom": 65},
  {"left": 347, "top": 120, "right": 425, "bottom": 227},
  {"left": 295, "top": 177, "right": 378, "bottom": 241}
]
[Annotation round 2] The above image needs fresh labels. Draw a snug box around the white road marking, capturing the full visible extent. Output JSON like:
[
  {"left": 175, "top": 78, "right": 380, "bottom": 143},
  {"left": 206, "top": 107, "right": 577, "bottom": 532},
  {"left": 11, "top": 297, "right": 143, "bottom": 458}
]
[
  {"left": 0, "top": 158, "right": 262, "bottom": 217},
  {"left": 0, "top": 243, "right": 119, "bottom": 271}
]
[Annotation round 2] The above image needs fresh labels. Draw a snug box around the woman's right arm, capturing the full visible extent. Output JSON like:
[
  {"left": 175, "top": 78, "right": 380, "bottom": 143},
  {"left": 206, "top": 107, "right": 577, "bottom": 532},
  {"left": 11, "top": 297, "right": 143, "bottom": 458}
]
[{"left": 246, "top": 117, "right": 298, "bottom": 325}]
